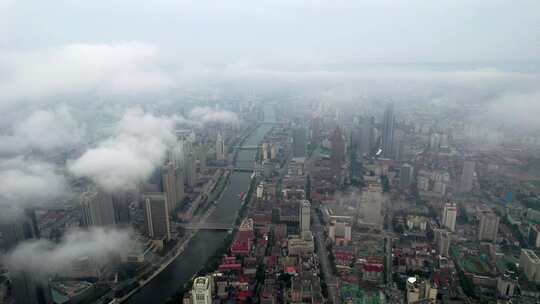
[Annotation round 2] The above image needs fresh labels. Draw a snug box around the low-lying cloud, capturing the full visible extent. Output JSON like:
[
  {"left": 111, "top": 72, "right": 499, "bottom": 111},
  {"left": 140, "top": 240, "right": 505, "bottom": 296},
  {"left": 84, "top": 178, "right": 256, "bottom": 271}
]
[
  {"left": 0, "top": 157, "right": 68, "bottom": 221},
  {"left": 68, "top": 107, "right": 176, "bottom": 192},
  {"left": 0, "top": 105, "right": 85, "bottom": 155},
  {"left": 187, "top": 106, "right": 240, "bottom": 126},
  {"left": 482, "top": 91, "right": 540, "bottom": 132},
  {"left": 2, "top": 227, "right": 133, "bottom": 276},
  {"left": 0, "top": 42, "right": 173, "bottom": 109}
]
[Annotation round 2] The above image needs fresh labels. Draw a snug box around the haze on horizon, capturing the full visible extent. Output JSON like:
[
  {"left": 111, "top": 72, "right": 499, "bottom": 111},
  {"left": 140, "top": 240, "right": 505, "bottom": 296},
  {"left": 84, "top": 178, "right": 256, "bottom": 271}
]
[{"left": 0, "top": 1, "right": 540, "bottom": 303}]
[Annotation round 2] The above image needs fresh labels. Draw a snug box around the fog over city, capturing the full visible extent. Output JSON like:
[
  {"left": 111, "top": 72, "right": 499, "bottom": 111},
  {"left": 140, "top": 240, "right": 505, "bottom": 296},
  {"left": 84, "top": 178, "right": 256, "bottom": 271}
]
[{"left": 0, "top": 1, "right": 539, "bottom": 304}]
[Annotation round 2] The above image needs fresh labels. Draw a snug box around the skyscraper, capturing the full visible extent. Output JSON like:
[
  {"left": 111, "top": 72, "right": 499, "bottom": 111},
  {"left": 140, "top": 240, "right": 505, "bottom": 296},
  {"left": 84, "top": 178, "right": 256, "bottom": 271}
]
[
  {"left": 460, "top": 160, "right": 475, "bottom": 193},
  {"left": 270, "top": 143, "right": 278, "bottom": 160},
  {"left": 162, "top": 162, "right": 178, "bottom": 213},
  {"left": 112, "top": 192, "right": 131, "bottom": 225},
  {"left": 185, "top": 153, "right": 198, "bottom": 188},
  {"left": 479, "top": 211, "right": 499, "bottom": 242},
  {"left": 261, "top": 143, "right": 269, "bottom": 160},
  {"left": 358, "top": 117, "right": 373, "bottom": 157},
  {"left": 299, "top": 200, "right": 311, "bottom": 233},
  {"left": 381, "top": 104, "right": 395, "bottom": 158},
  {"left": 399, "top": 163, "right": 414, "bottom": 190},
  {"left": 143, "top": 193, "right": 171, "bottom": 241},
  {"left": 175, "top": 165, "right": 185, "bottom": 208},
  {"left": 198, "top": 145, "right": 207, "bottom": 174},
  {"left": 170, "top": 139, "right": 184, "bottom": 168},
  {"left": 216, "top": 133, "right": 226, "bottom": 162},
  {"left": 434, "top": 229, "right": 450, "bottom": 257},
  {"left": 330, "top": 127, "right": 345, "bottom": 176},
  {"left": 311, "top": 115, "right": 322, "bottom": 146},
  {"left": 80, "top": 189, "right": 116, "bottom": 227},
  {"left": 292, "top": 126, "right": 307, "bottom": 157},
  {"left": 441, "top": 203, "right": 457, "bottom": 232},
  {"left": 1, "top": 210, "right": 52, "bottom": 304}
]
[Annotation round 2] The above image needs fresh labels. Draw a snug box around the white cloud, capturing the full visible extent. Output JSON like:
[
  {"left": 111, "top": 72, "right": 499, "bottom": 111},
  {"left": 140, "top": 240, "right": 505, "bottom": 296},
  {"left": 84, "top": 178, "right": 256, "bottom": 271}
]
[
  {"left": 187, "top": 106, "right": 240, "bottom": 126},
  {"left": 0, "top": 157, "right": 68, "bottom": 220},
  {"left": 68, "top": 107, "right": 176, "bottom": 192},
  {"left": 0, "top": 42, "right": 173, "bottom": 106},
  {"left": 0, "top": 105, "right": 85, "bottom": 155},
  {"left": 482, "top": 91, "right": 540, "bottom": 131},
  {"left": 2, "top": 227, "right": 134, "bottom": 276}
]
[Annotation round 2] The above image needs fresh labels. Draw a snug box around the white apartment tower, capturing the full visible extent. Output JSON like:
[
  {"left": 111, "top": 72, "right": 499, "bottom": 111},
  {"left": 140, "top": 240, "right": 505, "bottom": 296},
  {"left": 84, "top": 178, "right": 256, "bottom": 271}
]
[
  {"left": 192, "top": 276, "right": 213, "bottom": 304},
  {"left": 300, "top": 200, "right": 311, "bottom": 233},
  {"left": 216, "top": 133, "right": 226, "bottom": 161},
  {"left": 442, "top": 203, "right": 457, "bottom": 232}
]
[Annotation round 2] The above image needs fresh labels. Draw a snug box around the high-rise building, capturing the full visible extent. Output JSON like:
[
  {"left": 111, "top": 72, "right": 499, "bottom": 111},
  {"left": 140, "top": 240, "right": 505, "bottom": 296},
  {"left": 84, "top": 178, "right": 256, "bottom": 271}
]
[
  {"left": 299, "top": 200, "right": 311, "bottom": 234},
  {"left": 1, "top": 211, "right": 52, "bottom": 304},
  {"left": 434, "top": 229, "right": 450, "bottom": 257},
  {"left": 198, "top": 145, "right": 207, "bottom": 174},
  {"left": 185, "top": 153, "right": 198, "bottom": 188},
  {"left": 330, "top": 127, "right": 344, "bottom": 176},
  {"left": 191, "top": 276, "right": 213, "bottom": 304},
  {"left": 311, "top": 115, "right": 322, "bottom": 146},
  {"left": 460, "top": 160, "right": 475, "bottom": 193},
  {"left": 0, "top": 209, "right": 40, "bottom": 251},
  {"left": 358, "top": 183, "right": 383, "bottom": 228},
  {"left": 528, "top": 225, "right": 540, "bottom": 248},
  {"left": 358, "top": 117, "right": 373, "bottom": 156},
  {"left": 406, "top": 277, "right": 437, "bottom": 304},
  {"left": 381, "top": 104, "right": 395, "bottom": 158},
  {"left": 170, "top": 139, "right": 184, "bottom": 168},
  {"left": 112, "top": 192, "right": 131, "bottom": 225},
  {"left": 399, "top": 163, "right": 414, "bottom": 190},
  {"left": 292, "top": 127, "right": 307, "bottom": 157},
  {"left": 175, "top": 166, "right": 185, "bottom": 208},
  {"left": 520, "top": 249, "right": 540, "bottom": 283},
  {"left": 215, "top": 133, "right": 226, "bottom": 162},
  {"left": 262, "top": 143, "right": 269, "bottom": 160},
  {"left": 162, "top": 162, "right": 179, "bottom": 213},
  {"left": 478, "top": 211, "right": 499, "bottom": 242},
  {"left": 270, "top": 143, "right": 278, "bottom": 160},
  {"left": 143, "top": 193, "right": 171, "bottom": 241},
  {"left": 441, "top": 203, "right": 457, "bottom": 232},
  {"left": 80, "top": 189, "right": 116, "bottom": 227}
]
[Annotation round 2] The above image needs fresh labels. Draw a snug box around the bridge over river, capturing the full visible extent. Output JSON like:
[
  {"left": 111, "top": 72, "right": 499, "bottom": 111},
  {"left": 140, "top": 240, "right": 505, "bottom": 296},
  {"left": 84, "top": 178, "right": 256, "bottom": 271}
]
[
  {"left": 129, "top": 106, "right": 275, "bottom": 304},
  {"left": 179, "top": 222, "right": 233, "bottom": 231}
]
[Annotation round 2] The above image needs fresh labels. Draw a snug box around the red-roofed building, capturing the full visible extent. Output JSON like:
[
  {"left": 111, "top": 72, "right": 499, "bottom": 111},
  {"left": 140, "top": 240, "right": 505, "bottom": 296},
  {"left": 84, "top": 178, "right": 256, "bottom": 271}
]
[
  {"left": 218, "top": 256, "right": 242, "bottom": 272},
  {"left": 238, "top": 290, "right": 253, "bottom": 302},
  {"left": 361, "top": 261, "right": 384, "bottom": 283},
  {"left": 231, "top": 237, "right": 251, "bottom": 256}
]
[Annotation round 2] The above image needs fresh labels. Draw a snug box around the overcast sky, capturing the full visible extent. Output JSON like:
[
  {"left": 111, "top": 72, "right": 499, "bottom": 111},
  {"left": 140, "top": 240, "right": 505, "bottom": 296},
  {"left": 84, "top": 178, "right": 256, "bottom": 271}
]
[{"left": 1, "top": 0, "right": 539, "bottom": 64}]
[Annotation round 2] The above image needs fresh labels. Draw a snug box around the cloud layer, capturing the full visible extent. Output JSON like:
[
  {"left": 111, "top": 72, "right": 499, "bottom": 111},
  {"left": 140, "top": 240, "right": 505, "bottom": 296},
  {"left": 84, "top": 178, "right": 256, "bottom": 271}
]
[
  {"left": 0, "top": 157, "right": 68, "bottom": 220},
  {"left": 68, "top": 107, "right": 176, "bottom": 192},
  {"left": 2, "top": 227, "right": 133, "bottom": 276},
  {"left": 0, "top": 105, "right": 85, "bottom": 155},
  {"left": 187, "top": 106, "right": 240, "bottom": 126},
  {"left": 0, "top": 42, "right": 173, "bottom": 107}
]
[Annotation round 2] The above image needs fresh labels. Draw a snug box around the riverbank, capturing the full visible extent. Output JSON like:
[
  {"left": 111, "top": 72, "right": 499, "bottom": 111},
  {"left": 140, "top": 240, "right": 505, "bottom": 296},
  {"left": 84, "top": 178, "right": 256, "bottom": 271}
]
[{"left": 125, "top": 123, "right": 273, "bottom": 304}]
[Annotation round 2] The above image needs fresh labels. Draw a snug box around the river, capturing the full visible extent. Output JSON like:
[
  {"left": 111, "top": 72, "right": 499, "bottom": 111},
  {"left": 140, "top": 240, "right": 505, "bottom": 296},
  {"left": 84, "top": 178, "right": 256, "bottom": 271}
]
[{"left": 129, "top": 119, "right": 274, "bottom": 304}]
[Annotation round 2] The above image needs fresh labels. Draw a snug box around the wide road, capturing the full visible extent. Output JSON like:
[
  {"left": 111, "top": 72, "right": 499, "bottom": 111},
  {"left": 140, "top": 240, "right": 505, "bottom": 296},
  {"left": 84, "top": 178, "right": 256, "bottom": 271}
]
[{"left": 312, "top": 207, "right": 340, "bottom": 304}]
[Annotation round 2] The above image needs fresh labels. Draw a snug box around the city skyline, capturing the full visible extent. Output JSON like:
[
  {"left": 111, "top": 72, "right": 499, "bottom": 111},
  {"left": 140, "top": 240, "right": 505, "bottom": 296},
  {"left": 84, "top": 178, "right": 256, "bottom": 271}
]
[{"left": 1, "top": 1, "right": 540, "bottom": 304}]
